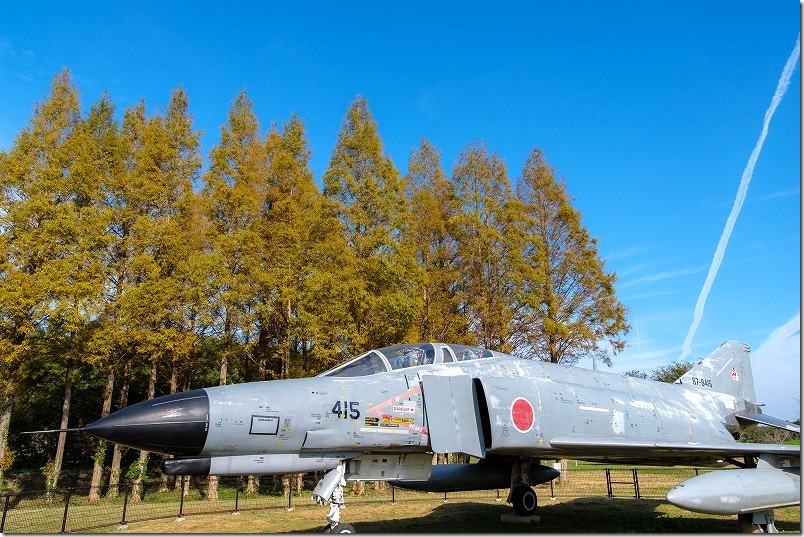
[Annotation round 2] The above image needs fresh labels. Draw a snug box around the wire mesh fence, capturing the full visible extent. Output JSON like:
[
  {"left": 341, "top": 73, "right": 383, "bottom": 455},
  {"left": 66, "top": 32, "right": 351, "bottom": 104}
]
[{"left": 1, "top": 465, "right": 709, "bottom": 533}]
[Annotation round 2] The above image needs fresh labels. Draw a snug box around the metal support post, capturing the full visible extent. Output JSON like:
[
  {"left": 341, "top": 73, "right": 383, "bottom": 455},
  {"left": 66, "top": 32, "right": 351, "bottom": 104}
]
[
  {"left": 632, "top": 468, "right": 640, "bottom": 498},
  {"left": 605, "top": 468, "right": 612, "bottom": 498},
  {"left": 233, "top": 477, "right": 241, "bottom": 514},
  {"left": 119, "top": 487, "right": 129, "bottom": 529},
  {"left": 1, "top": 493, "right": 10, "bottom": 533},
  {"left": 177, "top": 476, "right": 186, "bottom": 520},
  {"left": 61, "top": 489, "right": 72, "bottom": 533},
  {"left": 391, "top": 484, "right": 395, "bottom": 505}
]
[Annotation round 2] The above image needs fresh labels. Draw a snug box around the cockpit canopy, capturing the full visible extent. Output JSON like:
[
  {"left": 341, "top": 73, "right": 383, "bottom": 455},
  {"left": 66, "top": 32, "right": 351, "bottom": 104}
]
[{"left": 319, "top": 343, "right": 499, "bottom": 378}]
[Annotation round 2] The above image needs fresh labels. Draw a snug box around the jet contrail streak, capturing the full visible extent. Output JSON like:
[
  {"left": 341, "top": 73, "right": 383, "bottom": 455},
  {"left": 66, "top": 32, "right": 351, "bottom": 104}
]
[{"left": 678, "top": 35, "right": 800, "bottom": 363}]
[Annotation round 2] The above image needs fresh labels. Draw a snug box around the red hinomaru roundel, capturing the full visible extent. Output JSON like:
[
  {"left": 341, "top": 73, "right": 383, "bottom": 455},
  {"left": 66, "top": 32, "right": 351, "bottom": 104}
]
[{"left": 510, "top": 397, "right": 534, "bottom": 433}]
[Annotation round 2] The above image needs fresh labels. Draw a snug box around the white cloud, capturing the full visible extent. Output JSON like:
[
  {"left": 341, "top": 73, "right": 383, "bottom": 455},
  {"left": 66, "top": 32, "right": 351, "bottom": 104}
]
[
  {"left": 619, "top": 265, "right": 708, "bottom": 288},
  {"left": 751, "top": 313, "right": 801, "bottom": 422},
  {"left": 605, "top": 245, "right": 651, "bottom": 261},
  {"left": 758, "top": 187, "right": 800, "bottom": 201}
]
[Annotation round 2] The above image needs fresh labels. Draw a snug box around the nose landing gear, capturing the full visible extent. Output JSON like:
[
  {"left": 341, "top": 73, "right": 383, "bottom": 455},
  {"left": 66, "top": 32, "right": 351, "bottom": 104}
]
[{"left": 312, "top": 463, "right": 357, "bottom": 533}]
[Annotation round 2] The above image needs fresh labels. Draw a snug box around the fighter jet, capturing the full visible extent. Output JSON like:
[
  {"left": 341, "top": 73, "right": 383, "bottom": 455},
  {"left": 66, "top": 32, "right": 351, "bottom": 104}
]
[{"left": 56, "top": 340, "right": 800, "bottom": 532}]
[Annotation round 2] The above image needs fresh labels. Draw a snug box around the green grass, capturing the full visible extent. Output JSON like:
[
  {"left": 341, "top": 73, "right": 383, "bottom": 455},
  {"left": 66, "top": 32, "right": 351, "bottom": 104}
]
[
  {"left": 89, "top": 496, "right": 802, "bottom": 534},
  {"left": 2, "top": 466, "right": 800, "bottom": 533}
]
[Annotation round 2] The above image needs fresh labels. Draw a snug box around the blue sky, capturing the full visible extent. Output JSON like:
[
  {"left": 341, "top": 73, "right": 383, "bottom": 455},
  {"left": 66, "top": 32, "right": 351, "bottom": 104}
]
[{"left": 1, "top": 2, "right": 799, "bottom": 419}]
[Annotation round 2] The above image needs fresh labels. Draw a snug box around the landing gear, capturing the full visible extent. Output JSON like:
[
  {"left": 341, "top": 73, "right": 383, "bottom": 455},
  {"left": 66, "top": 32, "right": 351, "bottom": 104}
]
[
  {"left": 511, "top": 485, "right": 538, "bottom": 516},
  {"left": 738, "top": 512, "right": 778, "bottom": 533},
  {"left": 506, "top": 458, "right": 539, "bottom": 517},
  {"left": 312, "top": 463, "right": 356, "bottom": 533},
  {"left": 324, "top": 523, "right": 355, "bottom": 533}
]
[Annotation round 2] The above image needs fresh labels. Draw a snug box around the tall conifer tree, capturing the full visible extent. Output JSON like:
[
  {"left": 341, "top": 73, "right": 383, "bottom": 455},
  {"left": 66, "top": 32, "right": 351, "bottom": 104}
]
[
  {"left": 323, "top": 97, "right": 419, "bottom": 351},
  {"left": 405, "top": 138, "right": 467, "bottom": 343},
  {"left": 259, "top": 115, "right": 352, "bottom": 379},
  {"left": 201, "top": 91, "right": 266, "bottom": 499},
  {"left": 514, "top": 147, "right": 628, "bottom": 365},
  {"left": 451, "top": 141, "right": 519, "bottom": 352}
]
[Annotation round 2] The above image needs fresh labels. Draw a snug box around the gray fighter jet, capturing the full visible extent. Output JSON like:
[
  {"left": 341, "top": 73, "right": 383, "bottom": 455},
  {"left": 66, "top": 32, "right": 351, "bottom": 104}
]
[{"left": 72, "top": 340, "right": 800, "bottom": 532}]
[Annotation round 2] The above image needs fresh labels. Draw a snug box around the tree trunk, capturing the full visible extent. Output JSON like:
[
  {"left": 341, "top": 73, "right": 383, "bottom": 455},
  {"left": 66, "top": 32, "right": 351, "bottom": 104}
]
[
  {"left": 257, "top": 325, "right": 268, "bottom": 381},
  {"left": 282, "top": 300, "right": 291, "bottom": 379},
  {"left": 47, "top": 363, "right": 74, "bottom": 492},
  {"left": 160, "top": 363, "right": 179, "bottom": 492},
  {"left": 107, "top": 359, "right": 132, "bottom": 498},
  {"left": 557, "top": 459, "right": 569, "bottom": 484},
  {"left": 131, "top": 362, "right": 157, "bottom": 502},
  {"left": 208, "top": 337, "right": 228, "bottom": 501},
  {"left": 89, "top": 364, "right": 115, "bottom": 500},
  {"left": 0, "top": 390, "right": 14, "bottom": 489}
]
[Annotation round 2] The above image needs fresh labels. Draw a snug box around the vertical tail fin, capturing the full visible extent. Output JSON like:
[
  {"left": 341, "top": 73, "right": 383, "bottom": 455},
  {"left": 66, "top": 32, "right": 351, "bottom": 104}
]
[{"left": 676, "top": 341, "right": 756, "bottom": 405}]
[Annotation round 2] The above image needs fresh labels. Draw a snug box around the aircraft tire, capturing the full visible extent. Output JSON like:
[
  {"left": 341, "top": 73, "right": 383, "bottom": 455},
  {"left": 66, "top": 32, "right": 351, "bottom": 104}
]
[
  {"left": 511, "top": 485, "right": 537, "bottom": 516},
  {"left": 324, "top": 523, "right": 355, "bottom": 533}
]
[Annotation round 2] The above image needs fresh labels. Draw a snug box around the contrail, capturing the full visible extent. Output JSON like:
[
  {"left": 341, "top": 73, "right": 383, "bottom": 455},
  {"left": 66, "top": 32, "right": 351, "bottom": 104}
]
[{"left": 678, "top": 35, "right": 800, "bottom": 363}]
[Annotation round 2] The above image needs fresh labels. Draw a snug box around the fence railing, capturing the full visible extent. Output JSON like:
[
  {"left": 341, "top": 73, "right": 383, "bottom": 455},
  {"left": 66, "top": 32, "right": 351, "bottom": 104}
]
[{"left": 1, "top": 466, "right": 707, "bottom": 533}]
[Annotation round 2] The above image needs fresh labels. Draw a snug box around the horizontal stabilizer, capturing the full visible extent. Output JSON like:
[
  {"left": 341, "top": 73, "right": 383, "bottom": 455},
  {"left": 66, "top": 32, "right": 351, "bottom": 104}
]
[{"left": 735, "top": 412, "right": 801, "bottom": 433}]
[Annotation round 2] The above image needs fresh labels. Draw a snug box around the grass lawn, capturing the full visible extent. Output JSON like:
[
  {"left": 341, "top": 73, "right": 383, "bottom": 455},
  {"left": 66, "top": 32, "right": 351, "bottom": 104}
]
[{"left": 96, "top": 496, "right": 802, "bottom": 533}]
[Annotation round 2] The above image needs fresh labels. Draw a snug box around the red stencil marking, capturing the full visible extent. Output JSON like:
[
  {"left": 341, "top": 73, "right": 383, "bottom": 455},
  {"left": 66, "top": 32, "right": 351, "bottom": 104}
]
[{"left": 511, "top": 397, "right": 534, "bottom": 433}]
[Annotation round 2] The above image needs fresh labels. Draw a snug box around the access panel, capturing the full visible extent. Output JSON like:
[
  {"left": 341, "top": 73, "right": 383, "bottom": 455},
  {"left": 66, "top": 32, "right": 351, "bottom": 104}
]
[{"left": 421, "top": 373, "right": 485, "bottom": 459}]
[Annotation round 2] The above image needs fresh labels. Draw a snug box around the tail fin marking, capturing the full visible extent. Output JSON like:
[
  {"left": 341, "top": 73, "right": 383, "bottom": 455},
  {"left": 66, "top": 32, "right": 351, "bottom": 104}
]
[{"left": 676, "top": 341, "right": 756, "bottom": 405}]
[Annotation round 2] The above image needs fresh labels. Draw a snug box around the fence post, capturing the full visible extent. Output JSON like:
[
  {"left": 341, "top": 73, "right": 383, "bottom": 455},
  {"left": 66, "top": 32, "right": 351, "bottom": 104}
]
[
  {"left": 286, "top": 487, "right": 293, "bottom": 512},
  {"left": 391, "top": 484, "right": 395, "bottom": 505},
  {"left": 694, "top": 468, "right": 699, "bottom": 476},
  {"left": 443, "top": 491, "right": 448, "bottom": 503},
  {"left": 550, "top": 478, "right": 556, "bottom": 500},
  {"left": 61, "top": 488, "right": 72, "bottom": 533},
  {"left": 605, "top": 468, "right": 612, "bottom": 498},
  {"left": 1, "top": 493, "right": 9, "bottom": 533},
  {"left": 177, "top": 476, "right": 186, "bottom": 520},
  {"left": 233, "top": 477, "right": 240, "bottom": 515},
  {"left": 119, "top": 487, "right": 129, "bottom": 529},
  {"left": 632, "top": 468, "right": 640, "bottom": 499},
  {"left": 496, "top": 488, "right": 501, "bottom": 501}
]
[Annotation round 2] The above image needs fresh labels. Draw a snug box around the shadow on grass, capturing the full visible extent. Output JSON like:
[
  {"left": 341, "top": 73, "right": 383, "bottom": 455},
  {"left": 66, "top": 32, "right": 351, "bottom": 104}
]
[{"left": 286, "top": 498, "right": 800, "bottom": 533}]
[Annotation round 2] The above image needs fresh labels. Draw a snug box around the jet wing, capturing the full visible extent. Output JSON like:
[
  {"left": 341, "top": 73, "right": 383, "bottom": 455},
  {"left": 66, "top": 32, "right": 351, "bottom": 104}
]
[
  {"left": 734, "top": 412, "right": 801, "bottom": 433},
  {"left": 547, "top": 436, "right": 800, "bottom": 465}
]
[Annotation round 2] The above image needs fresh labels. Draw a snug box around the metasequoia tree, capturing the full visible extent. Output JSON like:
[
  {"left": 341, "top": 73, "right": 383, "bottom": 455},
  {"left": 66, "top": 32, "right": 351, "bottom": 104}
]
[
  {"left": 201, "top": 91, "right": 267, "bottom": 499},
  {"left": 0, "top": 71, "right": 94, "bottom": 491},
  {"left": 323, "top": 97, "right": 420, "bottom": 353},
  {"left": 258, "top": 114, "right": 352, "bottom": 379},
  {"left": 104, "top": 88, "right": 201, "bottom": 499},
  {"left": 513, "top": 148, "right": 628, "bottom": 365},
  {"left": 451, "top": 141, "right": 519, "bottom": 353},
  {"left": 69, "top": 93, "right": 126, "bottom": 500},
  {"left": 405, "top": 138, "right": 468, "bottom": 343}
]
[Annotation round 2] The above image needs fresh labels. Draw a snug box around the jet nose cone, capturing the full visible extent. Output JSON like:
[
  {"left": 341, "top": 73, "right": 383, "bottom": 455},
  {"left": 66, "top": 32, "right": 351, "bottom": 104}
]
[{"left": 85, "top": 389, "right": 209, "bottom": 456}]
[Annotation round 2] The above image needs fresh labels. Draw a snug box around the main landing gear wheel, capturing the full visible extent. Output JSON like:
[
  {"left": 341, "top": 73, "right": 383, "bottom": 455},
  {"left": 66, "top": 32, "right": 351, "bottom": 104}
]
[
  {"left": 324, "top": 523, "right": 355, "bottom": 533},
  {"left": 511, "top": 485, "right": 538, "bottom": 516}
]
